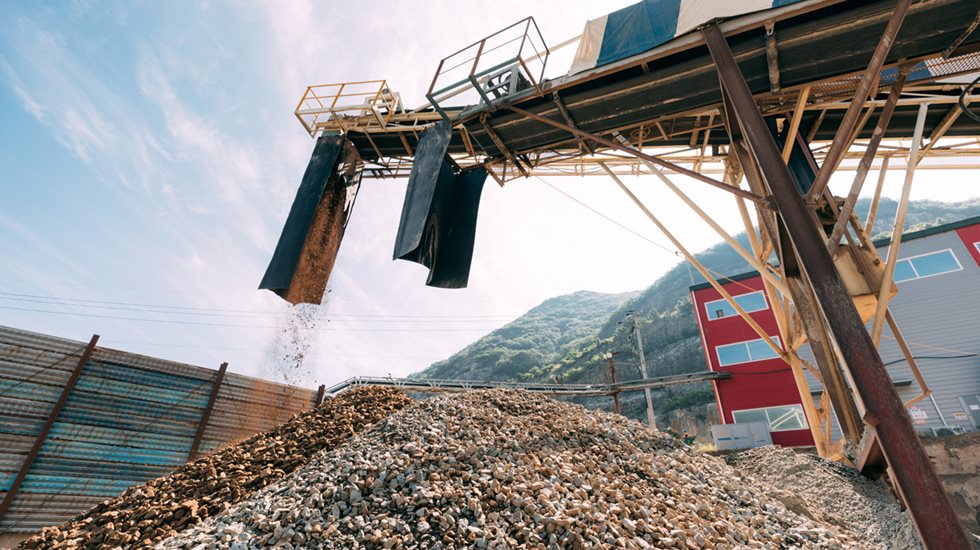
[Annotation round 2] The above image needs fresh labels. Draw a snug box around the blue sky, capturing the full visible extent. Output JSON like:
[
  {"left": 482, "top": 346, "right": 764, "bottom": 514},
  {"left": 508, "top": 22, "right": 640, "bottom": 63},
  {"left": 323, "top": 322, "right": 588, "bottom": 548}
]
[{"left": 2, "top": 1, "right": 978, "bottom": 389}]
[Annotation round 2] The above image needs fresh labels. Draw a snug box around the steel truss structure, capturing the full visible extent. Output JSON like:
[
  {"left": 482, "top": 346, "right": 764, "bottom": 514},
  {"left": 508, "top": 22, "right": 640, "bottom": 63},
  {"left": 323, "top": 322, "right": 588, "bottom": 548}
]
[{"left": 297, "top": 1, "right": 979, "bottom": 546}]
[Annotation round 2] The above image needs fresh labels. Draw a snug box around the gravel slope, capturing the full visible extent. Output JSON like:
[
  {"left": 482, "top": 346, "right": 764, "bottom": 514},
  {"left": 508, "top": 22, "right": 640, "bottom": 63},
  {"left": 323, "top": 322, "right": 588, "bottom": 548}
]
[{"left": 161, "top": 390, "right": 866, "bottom": 549}]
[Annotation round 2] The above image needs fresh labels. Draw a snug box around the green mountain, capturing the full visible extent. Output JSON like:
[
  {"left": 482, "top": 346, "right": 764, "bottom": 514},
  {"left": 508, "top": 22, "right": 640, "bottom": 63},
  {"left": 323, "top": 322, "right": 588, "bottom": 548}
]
[
  {"left": 414, "top": 198, "right": 980, "bottom": 431},
  {"left": 418, "top": 290, "right": 637, "bottom": 381}
]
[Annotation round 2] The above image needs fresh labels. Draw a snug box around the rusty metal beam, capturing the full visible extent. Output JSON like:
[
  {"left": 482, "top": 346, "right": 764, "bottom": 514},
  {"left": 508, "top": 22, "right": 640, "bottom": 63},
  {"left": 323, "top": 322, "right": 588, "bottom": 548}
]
[
  {"left": 703, "top": 23, "right": 969, "bottom": 549},
  {"left": 725, "top": 97, "right": 864, "bottom": 444},
  {"left": 827, "top": 66, "right": 909, "bottom": 254},
  {"left": 481, "top": 115, "right": 529, "bottom": 178},
  {"left": 806, "top": 108, "right": 827, "bottom": 142},
  {"left": 552, "top": 92, "right": 594, "bottom": 154},
  {"left": 188, "top": 361, "right": 228, "bottom": 462},
  {"left": 806, "top": 0, "right": 910, "bottom": 201},
  {"left": 942, "top": 8, "right": 980, "bottom": 59},
  {"left": 765, "top": 20, "right": 780, "bottom": 93},
  {"left": 506, "top": 105, "right": 768, "bottom": 204},
  {"left": 0, "top": 334, "right": 99, "bottom": 523},
  {"left": 315, "top": 384, "right": 326, "bottom": 407},
  {"left": 398, "top": 133, "right": 414, "bottom": 156}
]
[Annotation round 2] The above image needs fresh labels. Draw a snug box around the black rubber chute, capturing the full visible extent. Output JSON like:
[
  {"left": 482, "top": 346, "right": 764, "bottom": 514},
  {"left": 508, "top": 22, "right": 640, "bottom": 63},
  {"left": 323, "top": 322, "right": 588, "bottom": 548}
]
[
  {"left": 259, "top": 134, "right": 347, "bottom": 304},
  {"left": 393, "top": 121, "right": 487, "bottom": 288},
  {"left": 423, "top": 166, "right": 487, "bottom": 288},
  {"left": 393, "top": 120, "right": 453, "bottom": 259}
]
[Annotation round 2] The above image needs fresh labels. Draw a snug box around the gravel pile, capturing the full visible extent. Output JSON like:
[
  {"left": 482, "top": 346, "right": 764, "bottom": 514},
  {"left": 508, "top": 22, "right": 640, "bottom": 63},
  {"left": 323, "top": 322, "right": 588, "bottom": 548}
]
[
  {"left": 726, "top": 446, "right": 921, "bottom": 550},
  {"left": 162, "top": 389, "right": 865, "bottom": 549},
  {"left": 20, "top": 387, "right": 412, "bottom": 549}
]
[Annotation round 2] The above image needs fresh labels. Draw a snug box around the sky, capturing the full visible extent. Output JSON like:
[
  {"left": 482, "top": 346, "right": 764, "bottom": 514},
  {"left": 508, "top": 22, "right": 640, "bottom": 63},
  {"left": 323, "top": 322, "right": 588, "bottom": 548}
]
[{"left": 2, "top": 1, "right": 978, "bottom": 389}]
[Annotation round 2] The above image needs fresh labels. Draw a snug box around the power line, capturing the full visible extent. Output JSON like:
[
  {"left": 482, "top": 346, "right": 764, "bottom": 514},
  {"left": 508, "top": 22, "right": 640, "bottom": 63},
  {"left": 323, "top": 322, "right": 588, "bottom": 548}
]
[
  {"left": 0, "top": 296, "right": 511, "bottom": 324},
  {"left": 536, "top": 176, "right": 761, "bottom": 295},
  {"left": 0, "top": 305, "right": 500, "bottom": 332},
  {"left": 0, "top": 292, "right": 514, "bottom": 323},
  {"left": 535, "top": 176, "right": 682, "bottom": 258},
  {"left": 105, "top": 340, "right": 444, "bottom": 360},
  {"left": 0, "top": 291, "right": 519, "bottom": 321}
]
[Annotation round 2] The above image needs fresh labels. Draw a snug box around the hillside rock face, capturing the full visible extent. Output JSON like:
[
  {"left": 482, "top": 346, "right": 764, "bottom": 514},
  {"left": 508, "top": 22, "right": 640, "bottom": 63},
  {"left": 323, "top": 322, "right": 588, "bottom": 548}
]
[{"left": 161, "top": 390, "right": 871, "bottom": 549}]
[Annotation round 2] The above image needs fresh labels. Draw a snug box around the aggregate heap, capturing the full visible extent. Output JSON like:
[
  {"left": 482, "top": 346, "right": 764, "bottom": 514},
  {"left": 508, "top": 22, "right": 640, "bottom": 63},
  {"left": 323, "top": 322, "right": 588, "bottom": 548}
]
[
  {"left": 162, "top": 390, "right": 869, "bottom": 549},
  {"left": 19, "top": 386, "right": 412, "bottom": 550},
  {"left": 725, "top": 446, "right": 921, "bottom": 550}
]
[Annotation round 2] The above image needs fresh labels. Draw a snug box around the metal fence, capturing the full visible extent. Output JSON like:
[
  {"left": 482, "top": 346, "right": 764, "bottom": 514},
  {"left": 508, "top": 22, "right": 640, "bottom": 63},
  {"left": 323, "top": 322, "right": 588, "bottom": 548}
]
[{"left": 0, "top": 325, "right": 317, "bottom": 533}]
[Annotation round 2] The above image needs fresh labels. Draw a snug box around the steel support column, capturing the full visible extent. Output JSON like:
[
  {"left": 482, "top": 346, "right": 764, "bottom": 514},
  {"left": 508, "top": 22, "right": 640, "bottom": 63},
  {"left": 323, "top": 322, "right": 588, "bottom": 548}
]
[
  {"left": 188, "top": 361, "right": 228, "bottom": 462},
  {"left": 722, "top": 96, "right": 863, "bottom": 445},
  {"left": 703, "top": 23, "right": 969, "bottom": 548},
  {"left": 0, "top": 334, "right": 99, "bottom": 524}
]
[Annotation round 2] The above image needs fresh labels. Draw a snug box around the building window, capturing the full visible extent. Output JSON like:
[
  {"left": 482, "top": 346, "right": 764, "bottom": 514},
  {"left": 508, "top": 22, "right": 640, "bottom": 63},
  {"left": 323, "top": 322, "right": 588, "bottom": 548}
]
[
  {"left": 974, "top": 242, "right": 980, "bottom": 256},
  {"left": 704, "top": 291, "right": 768, "bottom": 320},
  {"left": 716, "top": 336, "right": 781, "bottom": 367},
  {"left": 892, "top": 249, "right": 962, "bottom": 283},
  {"left": 733, "top": 404, "right": 808, "bottom": 432}
]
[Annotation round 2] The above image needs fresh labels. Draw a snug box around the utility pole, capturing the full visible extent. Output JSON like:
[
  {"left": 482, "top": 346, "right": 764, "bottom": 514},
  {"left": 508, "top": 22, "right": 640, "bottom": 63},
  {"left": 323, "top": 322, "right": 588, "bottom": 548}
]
[
  {"left": 630, "top": 312, "right": 657, "bottom": 430},
  {"left": 604, "top": 352, "right": 621, "bottom": 415}
]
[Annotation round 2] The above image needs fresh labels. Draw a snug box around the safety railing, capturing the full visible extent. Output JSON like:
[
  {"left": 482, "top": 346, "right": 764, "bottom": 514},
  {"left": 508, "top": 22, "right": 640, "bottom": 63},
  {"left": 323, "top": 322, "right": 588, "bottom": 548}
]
[
  {"left": 426, "top": 17, "right": 549, "bottom": 120},
  {"left": 294, "top": 79, "right": 403, "bottom": 137}
]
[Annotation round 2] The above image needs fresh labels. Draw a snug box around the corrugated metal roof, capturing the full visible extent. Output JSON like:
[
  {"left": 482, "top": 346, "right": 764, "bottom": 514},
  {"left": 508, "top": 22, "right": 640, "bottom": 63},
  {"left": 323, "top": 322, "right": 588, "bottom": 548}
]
[{"left": 0, "top": 325, "right": 316, "bottom": 534}]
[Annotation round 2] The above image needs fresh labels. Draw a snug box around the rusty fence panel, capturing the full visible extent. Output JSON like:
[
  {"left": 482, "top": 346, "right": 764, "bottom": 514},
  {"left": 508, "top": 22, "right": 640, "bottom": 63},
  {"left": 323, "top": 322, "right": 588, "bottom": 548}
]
[{"left": 0, "top": 325, "right": 316, "bottom": 534}]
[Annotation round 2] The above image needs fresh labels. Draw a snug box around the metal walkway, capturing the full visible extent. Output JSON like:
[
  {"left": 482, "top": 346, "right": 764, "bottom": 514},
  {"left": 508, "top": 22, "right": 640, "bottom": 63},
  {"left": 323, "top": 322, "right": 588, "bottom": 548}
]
[{"left": 323, "top": 371, "right": 730, "bottom": 397}]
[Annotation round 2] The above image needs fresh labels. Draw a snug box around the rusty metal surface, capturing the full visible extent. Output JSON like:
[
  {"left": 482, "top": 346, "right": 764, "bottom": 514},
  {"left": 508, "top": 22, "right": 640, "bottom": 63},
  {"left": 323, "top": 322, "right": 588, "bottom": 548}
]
[
  {"left": 187, "top": 362, "right": 227, "bottom": 462},
  {"left": 0, "top": 334, "right": 99, "bottom": 524},
  {"left": 0, "top": 325, "right": 316, "bottom": 534}
]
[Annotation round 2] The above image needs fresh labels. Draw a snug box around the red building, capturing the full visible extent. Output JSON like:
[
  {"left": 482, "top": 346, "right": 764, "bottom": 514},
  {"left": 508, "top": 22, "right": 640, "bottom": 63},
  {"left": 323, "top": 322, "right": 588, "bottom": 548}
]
[{"left": 690, "top": 274, "right": 815, "bottom": 447}]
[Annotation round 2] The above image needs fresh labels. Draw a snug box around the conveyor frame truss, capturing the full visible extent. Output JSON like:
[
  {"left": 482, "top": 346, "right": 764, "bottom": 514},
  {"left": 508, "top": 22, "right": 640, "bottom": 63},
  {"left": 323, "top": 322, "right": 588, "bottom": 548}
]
[{"left": 300, "top": 1, "right": 980, "bottom": 546}]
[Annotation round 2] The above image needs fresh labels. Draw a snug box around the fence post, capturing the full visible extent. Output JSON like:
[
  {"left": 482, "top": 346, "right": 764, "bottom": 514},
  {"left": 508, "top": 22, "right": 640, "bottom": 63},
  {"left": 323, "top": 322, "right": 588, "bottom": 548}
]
[
  {"left": 314, "top": 384, "right": 326, "bottom": 407},
  {"left": 0, "top": 334, "right": 99, "bottom": 524},
  {"left": 188, "top": 362, "right": 227, "bottom": 462}
]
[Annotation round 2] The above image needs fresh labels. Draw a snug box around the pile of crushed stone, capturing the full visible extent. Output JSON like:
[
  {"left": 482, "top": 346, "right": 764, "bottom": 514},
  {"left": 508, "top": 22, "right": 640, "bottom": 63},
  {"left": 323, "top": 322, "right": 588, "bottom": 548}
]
[
  {"left": 162, "top": 389, "right": 867, "bottom": 549},
  {"left": 20, "top": 387, "right": 412, "bottom": 549},
  {"left": 726, "top": 446, "right": 921, "bottom": 550}
]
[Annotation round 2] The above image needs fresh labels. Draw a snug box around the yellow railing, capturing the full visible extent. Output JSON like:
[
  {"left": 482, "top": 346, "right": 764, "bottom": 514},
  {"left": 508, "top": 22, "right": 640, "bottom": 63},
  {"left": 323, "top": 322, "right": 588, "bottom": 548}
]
[{"left": 294, "top": 79, "right": 402, "bottom": 137}]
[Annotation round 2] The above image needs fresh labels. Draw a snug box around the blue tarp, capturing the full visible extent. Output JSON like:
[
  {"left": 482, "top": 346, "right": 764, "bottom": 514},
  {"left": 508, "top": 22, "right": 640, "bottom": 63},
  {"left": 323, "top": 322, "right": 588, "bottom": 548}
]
[
  {"left": 570, "top": 0, "right": 807, "bottom": 74},
  {"left": 596, "top": 0, "right": 682, "bottom": 67}
]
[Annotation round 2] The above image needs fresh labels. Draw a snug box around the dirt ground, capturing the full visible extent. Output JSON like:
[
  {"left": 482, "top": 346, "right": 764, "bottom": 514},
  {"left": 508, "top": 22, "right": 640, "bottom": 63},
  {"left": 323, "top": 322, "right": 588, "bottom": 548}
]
[{"left": 921, "top": 432, "right": 980, "bottom": 536}]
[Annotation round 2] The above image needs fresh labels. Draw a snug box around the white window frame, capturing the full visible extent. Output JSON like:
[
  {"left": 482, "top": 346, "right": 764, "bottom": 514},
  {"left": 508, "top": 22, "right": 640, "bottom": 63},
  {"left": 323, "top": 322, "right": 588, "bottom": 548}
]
[
  {"left": 893, "top": 248, "right": 963, "bottom": 283},
  {"left": 732, "top": 404, "right": 809, "bottom": 432},
  {"left": 703, "top": 291, "right": 769, "bottom": 321},
  {"left": 715, "top": 336, "right": 782, "bottom": 367}
]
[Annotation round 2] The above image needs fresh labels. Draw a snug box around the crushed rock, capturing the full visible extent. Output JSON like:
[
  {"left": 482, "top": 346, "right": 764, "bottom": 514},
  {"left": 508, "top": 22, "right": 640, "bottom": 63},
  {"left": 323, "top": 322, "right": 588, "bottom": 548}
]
[
  {"left": 726, "top": 445, "right": 921, "bottom": 550},
  {"left": 19, "top": 387, "right": 412, "bottom": 549},
  {"left": 160, "top": 389, "right": 868, "bottom": 549}
]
